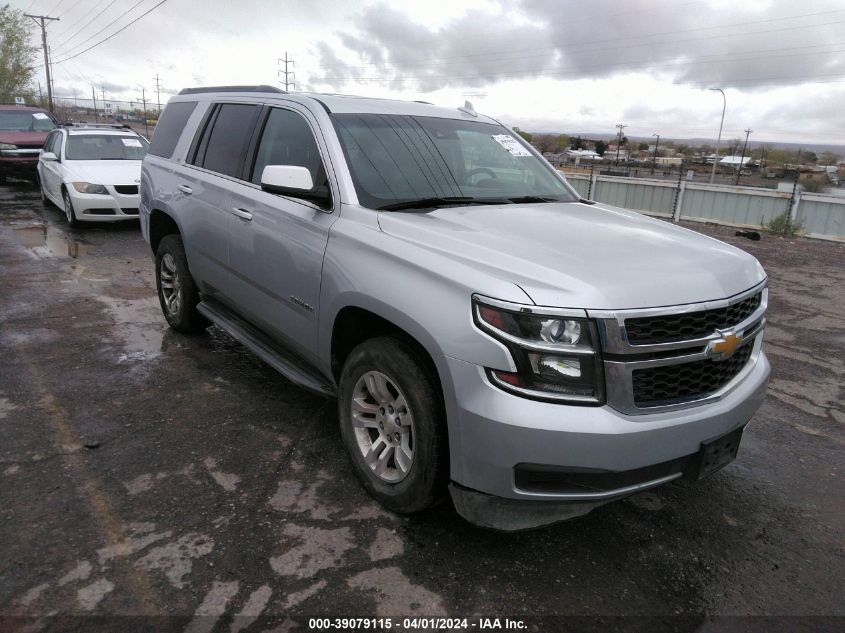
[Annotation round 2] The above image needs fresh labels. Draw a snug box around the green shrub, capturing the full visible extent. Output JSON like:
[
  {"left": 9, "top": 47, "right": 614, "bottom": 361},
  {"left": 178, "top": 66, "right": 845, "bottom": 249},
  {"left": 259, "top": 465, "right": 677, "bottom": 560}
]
[
  {"left": 764, "top": 212, "right": 804, "bottom": 238},
  {"left": 801, "top": 178, "right": 827, "bottom": 193}
]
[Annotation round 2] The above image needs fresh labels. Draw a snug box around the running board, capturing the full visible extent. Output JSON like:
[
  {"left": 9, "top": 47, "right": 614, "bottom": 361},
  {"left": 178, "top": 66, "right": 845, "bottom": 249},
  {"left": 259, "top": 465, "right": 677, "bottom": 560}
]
[{"left": 197, "top": 300, "right": 336, "bottom": 397}]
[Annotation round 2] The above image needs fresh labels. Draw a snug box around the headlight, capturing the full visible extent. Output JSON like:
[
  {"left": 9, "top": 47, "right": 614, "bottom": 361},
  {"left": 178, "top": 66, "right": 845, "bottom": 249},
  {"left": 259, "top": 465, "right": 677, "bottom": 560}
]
[
  {"left": 72, "top": 182, "right": 109, "bottom": 195},
  {"left": 0, "top": 143, "right": 17, "bottom": 150},
  {"left": 473, "top": 297, "right": 605, "bottom": 404}
]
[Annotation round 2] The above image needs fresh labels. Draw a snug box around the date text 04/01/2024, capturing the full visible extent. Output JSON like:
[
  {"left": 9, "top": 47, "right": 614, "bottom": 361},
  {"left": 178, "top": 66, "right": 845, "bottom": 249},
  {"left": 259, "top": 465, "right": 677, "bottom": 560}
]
[{"left": 307, "top": 618, "right": 528, "bottom": 630}]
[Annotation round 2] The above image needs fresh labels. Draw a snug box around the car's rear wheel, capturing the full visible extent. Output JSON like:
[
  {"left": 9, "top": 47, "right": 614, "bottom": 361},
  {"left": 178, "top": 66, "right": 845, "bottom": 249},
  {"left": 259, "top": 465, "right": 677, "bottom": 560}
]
[
  {"left": 155, "top": 234, "right": 209, "bottom": 333},
  {"left": 338, "top": 336, "right": 447, "bottom": 514},
  {"left": 62, "top": 189, "right": 80, "bottom": 228}
]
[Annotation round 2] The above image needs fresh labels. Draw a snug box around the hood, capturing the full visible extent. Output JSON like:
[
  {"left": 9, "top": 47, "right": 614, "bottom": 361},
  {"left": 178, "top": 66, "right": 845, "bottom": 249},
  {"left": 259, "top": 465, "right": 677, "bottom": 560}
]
[
  {"left": 377, "top": 201, "right": 766, "bottom": 310},
  {"left": 0, "top": 130, "right": 50, "bottom": 145},
  {"left": 63, "top": 160, "right": 143, "bottom": 186}
]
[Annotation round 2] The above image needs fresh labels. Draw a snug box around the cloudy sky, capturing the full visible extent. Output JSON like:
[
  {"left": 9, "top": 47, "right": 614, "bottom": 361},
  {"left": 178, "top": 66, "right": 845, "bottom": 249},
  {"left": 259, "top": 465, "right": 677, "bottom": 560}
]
[{"left": 12, "top": 0, "right": 845, "bottom": 144}]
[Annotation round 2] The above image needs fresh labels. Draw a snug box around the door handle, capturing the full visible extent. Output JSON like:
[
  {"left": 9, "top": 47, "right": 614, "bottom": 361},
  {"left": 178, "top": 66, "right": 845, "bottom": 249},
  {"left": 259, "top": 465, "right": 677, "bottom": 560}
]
[
  {"left": 232, "top": 207, "right": 253, "bottom": 221},
  {"left": 177, "top": 184, "right": 193, "bottom": 195}
]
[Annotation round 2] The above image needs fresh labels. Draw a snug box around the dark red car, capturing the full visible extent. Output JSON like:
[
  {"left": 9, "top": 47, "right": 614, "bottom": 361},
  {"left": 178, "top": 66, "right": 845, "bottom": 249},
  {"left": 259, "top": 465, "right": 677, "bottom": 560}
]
[{"left": 0, "top": 104, "right": 58, "bottom": 182}]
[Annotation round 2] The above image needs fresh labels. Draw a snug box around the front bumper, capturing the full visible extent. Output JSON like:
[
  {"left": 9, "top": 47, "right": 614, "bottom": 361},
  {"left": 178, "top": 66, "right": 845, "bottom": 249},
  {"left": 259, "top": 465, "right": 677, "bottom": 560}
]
[
  {"left": 445, "top": 350, "right": 770, "bottom": 528},
  {"left": 68, "top": 187, "right": 140, "bottom": 222}
]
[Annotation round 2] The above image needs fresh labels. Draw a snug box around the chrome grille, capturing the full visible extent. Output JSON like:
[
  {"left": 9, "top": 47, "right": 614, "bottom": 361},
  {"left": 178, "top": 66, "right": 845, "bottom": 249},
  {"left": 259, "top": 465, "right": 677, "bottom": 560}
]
[
  {"left": 591, "top": 282, "right": 767, "bottom": 415},
  {"left": 625, "top": 292, "right": 761, "bottom": 345}
]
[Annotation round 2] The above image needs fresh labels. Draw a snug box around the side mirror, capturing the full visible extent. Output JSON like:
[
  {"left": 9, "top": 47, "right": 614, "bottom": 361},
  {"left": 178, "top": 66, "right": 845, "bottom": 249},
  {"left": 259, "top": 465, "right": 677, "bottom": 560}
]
[
  {"left": 260, "top": 165, "right": 331, "bottom": 208},
  {"left": 41, "top": 151, "right": 58, "bottom": 162}
]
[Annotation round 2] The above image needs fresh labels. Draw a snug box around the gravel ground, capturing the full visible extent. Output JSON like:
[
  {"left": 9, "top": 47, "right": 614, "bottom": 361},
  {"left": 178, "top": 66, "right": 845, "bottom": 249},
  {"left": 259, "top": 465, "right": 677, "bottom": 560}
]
[{"left": 0, "top": 182, "right": 842, "bottom": 633}]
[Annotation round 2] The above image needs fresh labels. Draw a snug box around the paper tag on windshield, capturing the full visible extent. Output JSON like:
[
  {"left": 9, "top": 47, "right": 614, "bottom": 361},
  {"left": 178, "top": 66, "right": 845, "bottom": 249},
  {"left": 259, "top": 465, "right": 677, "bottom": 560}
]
[
  {"left": 491, "top": 134, "right": 531, "bottom": 156},
  {"left": 121, "top": 138, "right": 142, "bottom": 147},
  {"left": 32, "top": 112, "right": 49, "bottom": 120}
]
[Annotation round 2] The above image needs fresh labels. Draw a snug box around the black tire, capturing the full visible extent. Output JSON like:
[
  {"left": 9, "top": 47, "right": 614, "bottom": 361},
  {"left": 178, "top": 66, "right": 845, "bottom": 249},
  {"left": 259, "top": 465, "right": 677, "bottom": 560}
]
[
  {"left": 37, "top": 174, "right": 50, "bottom": 206},
  {"left": 338, "top": 336, "right": 448, "bottom": 514},
  {"left": 154, "top": 234, "right": 209, "bottom": 333},
  {"left": 62, "top": 189, "right": 81, "bottom": 228}
]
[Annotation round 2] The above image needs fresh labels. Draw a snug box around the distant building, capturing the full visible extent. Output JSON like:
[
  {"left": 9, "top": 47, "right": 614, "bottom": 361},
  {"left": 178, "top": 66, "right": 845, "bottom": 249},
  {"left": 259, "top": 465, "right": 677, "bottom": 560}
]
[
  {"left": 719, "top": 155, "right": 752, "bottom": 167},
  {"left": 565, "top": 149, "right": 602, "bottom": 162}
]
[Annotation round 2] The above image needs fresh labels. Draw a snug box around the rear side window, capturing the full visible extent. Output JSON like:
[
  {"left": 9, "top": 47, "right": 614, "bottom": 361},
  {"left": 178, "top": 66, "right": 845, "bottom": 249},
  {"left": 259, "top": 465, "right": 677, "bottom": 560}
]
[
  {"left": 148, "top": 101, "right": 197, "bottom": 158},
  {"left": 194, "top": 104, "right": 260, "bottom": 178}
]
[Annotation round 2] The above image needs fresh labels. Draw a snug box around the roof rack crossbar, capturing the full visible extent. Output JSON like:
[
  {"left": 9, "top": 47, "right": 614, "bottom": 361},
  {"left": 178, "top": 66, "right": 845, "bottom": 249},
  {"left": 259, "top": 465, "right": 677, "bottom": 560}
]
[{"left": 178, "top": 85, "right": 286, "bottom": 95}]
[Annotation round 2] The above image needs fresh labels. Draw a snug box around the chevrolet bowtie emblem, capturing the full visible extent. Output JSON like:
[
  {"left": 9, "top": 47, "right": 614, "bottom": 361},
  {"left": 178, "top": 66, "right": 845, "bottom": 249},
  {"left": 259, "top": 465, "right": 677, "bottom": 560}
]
[{"left": 708, "top": 331, "right": 743, "bottom": 359}]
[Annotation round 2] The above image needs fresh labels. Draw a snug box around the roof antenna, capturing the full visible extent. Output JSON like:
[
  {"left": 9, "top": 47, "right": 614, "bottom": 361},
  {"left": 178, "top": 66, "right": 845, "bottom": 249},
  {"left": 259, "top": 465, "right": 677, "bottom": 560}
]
[{"left": 458, "top": 100, "right": 477, "bottom": 117}]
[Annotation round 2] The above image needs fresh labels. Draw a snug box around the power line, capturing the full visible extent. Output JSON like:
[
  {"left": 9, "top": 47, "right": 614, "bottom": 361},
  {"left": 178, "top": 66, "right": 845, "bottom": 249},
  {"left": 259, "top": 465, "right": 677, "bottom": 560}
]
[
  {"left": 52, "top": 0, "right": 168, "bottom": 64},
  {"left": 50, "top": 0, "right": 120, "bottom": 48},
  {"left": 319, "top": 42, "right": 845, "bottom": 85},
  {"left": 56, "top": 0, "right": 88, "bottom": 20},
  {"left": 313, "top": 10, "right": 845, "bottom": 72},
  {"left": 53, "top": 0, "right": 149, "bottom": 57}
]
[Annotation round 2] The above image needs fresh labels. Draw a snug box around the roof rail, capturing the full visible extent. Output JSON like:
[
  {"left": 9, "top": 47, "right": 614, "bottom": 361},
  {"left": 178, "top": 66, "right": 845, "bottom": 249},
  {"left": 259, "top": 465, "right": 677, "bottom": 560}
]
[
  {"left": 178, "top": 85, "right": 285, "bottom": 95},
  {"left": 61, "top": 122, "right": 135, "bottom": 131}
]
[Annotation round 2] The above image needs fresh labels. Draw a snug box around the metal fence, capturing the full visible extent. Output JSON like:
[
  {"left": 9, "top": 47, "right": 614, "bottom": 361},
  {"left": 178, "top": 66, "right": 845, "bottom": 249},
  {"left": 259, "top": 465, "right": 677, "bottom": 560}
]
[{"left": 563, "top": 171, "right": 844, "bottom": 242}]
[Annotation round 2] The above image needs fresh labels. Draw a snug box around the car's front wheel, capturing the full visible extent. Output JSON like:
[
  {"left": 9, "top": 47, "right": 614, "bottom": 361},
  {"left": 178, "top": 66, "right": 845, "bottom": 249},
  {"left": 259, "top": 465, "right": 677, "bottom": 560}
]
[
  {"left": 154, "top": 234, "right": 209, "bottom": 333},
  {"left": 62, "top": 189, "right": 80, "bottom": 228},
  {"left": 338, "top": 336, "right": 448, "bottom": 514}
]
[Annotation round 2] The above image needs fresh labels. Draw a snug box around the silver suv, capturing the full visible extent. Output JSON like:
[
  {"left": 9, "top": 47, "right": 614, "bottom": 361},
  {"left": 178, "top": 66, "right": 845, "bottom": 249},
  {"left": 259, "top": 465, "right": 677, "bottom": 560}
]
[{"left": 140, "top": 86, "right": 770, "bottom": 531}]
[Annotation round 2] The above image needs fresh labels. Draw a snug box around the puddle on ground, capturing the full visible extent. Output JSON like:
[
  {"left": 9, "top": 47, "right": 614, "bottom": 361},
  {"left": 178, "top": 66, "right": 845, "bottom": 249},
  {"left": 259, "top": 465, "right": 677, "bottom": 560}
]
[
  {"left": 96, "top": 295, "right": 168, "bottom": 361},
  {"left": 11, "top": 224, "right": 93, "bottom": 259}
]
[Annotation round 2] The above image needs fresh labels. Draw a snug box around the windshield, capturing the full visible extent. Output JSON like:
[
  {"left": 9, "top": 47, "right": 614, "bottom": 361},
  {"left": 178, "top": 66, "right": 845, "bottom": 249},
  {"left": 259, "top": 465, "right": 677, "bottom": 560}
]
[
  {"left": 65, "top": 134, "right": 148, "bottom": 160},
  {"left": 331, "top": 113, "right": 577, "bottom": 210},
  {"left": 0, "top": 110, "right": 56, "bottom": 132}
]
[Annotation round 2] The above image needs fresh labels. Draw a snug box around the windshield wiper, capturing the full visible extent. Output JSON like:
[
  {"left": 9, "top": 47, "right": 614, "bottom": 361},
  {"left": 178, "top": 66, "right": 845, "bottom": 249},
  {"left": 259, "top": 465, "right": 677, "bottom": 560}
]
[
  {"left": 506, "top": 196, "right": 561, "bottom": 204},
  {"left": 378, "top": 196, "right": 478, "bottom": 211}
]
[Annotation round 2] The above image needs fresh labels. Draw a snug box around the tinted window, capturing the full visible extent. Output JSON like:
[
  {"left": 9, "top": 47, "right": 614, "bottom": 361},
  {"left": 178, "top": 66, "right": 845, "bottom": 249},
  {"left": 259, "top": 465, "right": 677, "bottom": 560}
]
[
  {"left": 66, "top": 135, "right": 148, "bottom": 160},
  {"left": 251, "top": 108, "right": 325, "bottom": 185},
  {"left": 148, "top": 101, "right": 197, "bottom": 158},
  {"left": 199, "top": 104, "right": 259, "bottom": 178}
]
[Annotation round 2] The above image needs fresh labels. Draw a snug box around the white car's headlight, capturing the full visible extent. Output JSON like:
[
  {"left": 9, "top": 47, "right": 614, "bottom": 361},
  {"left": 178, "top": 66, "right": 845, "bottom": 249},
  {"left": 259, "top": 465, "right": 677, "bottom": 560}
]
[{"left": 72, "top": 182, "right": 109, "bottom": 195}]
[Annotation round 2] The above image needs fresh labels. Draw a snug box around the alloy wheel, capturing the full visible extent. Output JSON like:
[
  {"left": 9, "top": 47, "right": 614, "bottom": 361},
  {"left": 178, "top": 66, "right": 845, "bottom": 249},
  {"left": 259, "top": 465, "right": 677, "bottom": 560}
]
[
  {"left": 159, "top": 253, "right": 182, "bottom": 317},
  {"left": 351, "top": 370, "right": 415, "bottom": 483}
]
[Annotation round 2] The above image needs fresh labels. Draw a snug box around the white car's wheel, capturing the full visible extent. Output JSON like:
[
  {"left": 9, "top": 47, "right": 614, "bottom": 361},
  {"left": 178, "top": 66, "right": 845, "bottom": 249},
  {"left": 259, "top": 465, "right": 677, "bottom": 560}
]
[
  {"left": 37, "top": 174, "right": 49, "bottom": 206},
  {"left": 63, "top": 189, "right": 81, "bottom": 228}
]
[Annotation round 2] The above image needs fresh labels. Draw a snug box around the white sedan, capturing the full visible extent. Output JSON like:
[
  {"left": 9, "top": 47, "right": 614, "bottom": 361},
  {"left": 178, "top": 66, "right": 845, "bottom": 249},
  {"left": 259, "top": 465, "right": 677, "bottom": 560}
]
[{"left": 37, "top": 124, "right": 148, "bottom": 227}]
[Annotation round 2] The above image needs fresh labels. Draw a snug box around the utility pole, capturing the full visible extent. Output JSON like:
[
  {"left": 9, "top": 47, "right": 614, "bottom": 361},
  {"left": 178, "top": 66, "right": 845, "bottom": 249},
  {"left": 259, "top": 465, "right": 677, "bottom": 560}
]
[
  {"left": 651, "top": 133, "right": 660, "bottom": 175},
  {"left": 709, "top": 88, "right": 726, "bottom": 184},
  {"left": 137, "top": 88, "right": 149, "bottom": 138},
  {"left": 278, "top": 52, "right": 295, "bottom": 91},
  {"left": 614, "top": 123, "right": 626, "bottom": 167},
  {"left": 101, "top": 85, "right": 107, "bottom": 119},
  {"left": 92, "top": 86, "right": 98, "bottom": 122},
  {"left": 735, "top": 127, "right": 752, "bottom": 185},
  {"left": 153, "top": 74, "right": 163, "bottom": 116},
  {"left": 25, "top": 14, "right": 60, "bottom": 113}
]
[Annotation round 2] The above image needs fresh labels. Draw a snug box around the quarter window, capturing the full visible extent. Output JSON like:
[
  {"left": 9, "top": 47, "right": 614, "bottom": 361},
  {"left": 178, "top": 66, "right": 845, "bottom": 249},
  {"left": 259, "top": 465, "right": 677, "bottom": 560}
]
[{"left": 148, "top": 101, "right": 197, "bottom": 158}]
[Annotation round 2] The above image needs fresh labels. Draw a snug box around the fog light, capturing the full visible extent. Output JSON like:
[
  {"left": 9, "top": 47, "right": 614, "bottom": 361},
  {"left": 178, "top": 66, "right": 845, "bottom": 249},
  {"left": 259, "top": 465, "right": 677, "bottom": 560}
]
[{"left": 533, "top": 355, "right": 581, "bottom": 379}]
